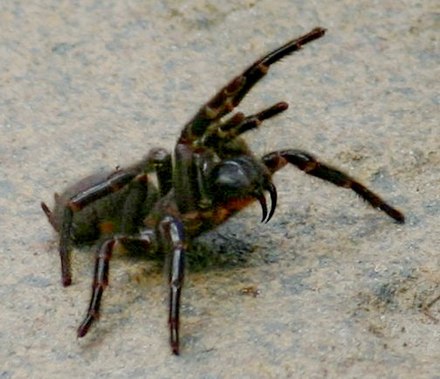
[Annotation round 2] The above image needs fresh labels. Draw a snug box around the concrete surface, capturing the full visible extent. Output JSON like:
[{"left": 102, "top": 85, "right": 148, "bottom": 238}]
[{"left": 1, "top": 1, "right": 438, "bottom": 378}]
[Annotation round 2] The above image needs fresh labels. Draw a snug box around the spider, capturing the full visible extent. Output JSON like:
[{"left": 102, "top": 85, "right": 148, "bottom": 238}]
[{"left": 41, "top": 27, "right": 404, "bottom": 355}]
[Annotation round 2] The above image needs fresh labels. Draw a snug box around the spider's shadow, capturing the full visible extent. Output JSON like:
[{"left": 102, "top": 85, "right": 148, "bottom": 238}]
[
  {"left": 116, "top": 227, "right": 256, "bottom": 274},
  {"left": 186, "top": 230, "right": 256, "bottom": 272}
]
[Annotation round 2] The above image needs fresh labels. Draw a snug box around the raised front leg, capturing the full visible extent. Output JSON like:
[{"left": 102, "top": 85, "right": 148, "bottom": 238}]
[
  {"left": 203, "top": 101, "right": 288, "bottom": 153},
  {"left": 262, "top": 149, "right": 405, "bottom": 223},
  {"left": 180, "top": 27, "right": 326, "bottom": 142},
  {"left": 158, "top": 216, "right": 186, "bottom": 355}
]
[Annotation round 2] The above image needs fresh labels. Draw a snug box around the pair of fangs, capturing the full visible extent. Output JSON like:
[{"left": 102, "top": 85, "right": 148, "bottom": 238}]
[{"left": 257, "top": 182, "right": 277, "bottom": 223}]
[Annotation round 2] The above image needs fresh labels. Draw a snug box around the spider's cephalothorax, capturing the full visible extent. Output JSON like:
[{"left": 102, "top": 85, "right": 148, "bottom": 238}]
[{"left": 41, "top": 27, "right": 405, "bottom": 355}]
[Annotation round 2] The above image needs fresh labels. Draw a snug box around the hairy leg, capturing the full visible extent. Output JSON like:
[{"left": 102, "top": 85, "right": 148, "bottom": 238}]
[
  {"left": 180, "top": 27, "right": 326, "bottom": 142},
  {"left": 262, "top": 149, "right": 404, "bottom": 223},
  {"left": 158, "top": 216, "right": 186, "bottom": 355},
  {"left": 146, "top": 148, "right": 173, "bottom": 196},
  {"left": 77, "top": 232, "right": 155, "bottom": 337}
]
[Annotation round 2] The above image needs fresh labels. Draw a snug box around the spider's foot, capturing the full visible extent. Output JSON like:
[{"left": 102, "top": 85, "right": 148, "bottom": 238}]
[
  {"left": 77, "top": 314, "right": 96, "bottom": 338},
  {"left": 379, "top": 203, "right": 405, "bottom": 224},
  {"left": 62, "top": 276, "right": 72, "bottom": 287},
  {"left": 171, "top": 342, "right": 180, "bottom": 356}
]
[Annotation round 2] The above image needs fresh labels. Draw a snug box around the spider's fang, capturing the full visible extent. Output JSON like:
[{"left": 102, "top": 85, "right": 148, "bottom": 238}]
[
  {"left": 265, "top": 182, "right": 277, "bottom": 223},
  {"left": 256, "top": 193, "right": 268, "bottom": 223}
]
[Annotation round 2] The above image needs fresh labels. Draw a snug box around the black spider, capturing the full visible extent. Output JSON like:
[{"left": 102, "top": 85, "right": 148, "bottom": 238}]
[{"left": 41, "top": 27, "right": 404, "bottom": 355}]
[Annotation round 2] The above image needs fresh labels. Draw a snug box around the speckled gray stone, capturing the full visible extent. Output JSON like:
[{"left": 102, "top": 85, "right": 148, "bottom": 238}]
[{"left": 1, "top": 1, "right": 438, "bottom": 378}]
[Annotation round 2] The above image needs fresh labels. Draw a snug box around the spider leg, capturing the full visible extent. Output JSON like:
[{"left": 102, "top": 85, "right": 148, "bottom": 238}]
[
  {"left": 77, "top": 232, "right": 155, "bottom": 338},
  {"left": 146, "top": 148, "right": 173, "bottom": 196},
  {"left": 58, "top": 170, "right": 138, "bottom": 286},
  {"left": 158, "top": 216, "right": 186, "bottom": 355},
  {"left": 180, "top": 27, "right": 326, "bottom": 141},
  {"left": 262, "top": 149, "right": 405, "bottom": 223},
  {"left": 204, "top": 101, "right": 288, "bottom": 149},
  {"left": 41, "top": 201, "right": 59, "bottom": 231}
]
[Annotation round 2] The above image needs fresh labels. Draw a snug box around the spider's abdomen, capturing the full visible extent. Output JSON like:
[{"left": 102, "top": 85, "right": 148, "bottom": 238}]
[{"left": 51, "top": 172, "right": 159, "bottom": 245}]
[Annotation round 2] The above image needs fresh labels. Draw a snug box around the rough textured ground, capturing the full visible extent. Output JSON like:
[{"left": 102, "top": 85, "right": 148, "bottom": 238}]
[{"left": 1, "top": 1, "right": 438, "bottom": 378}]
